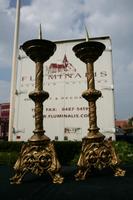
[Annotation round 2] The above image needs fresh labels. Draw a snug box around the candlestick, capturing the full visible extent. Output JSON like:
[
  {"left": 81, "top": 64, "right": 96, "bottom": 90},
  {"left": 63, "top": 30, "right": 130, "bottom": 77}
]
[
  {"left": 72, "top": 38, "right": 125, "bottom": 180},
  {"left": 10, "top": 29, "right": 63, "bottom": 184}
]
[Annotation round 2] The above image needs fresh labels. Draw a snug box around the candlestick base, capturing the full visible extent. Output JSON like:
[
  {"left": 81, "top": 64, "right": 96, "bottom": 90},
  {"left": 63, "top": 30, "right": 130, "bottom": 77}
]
[
  {"left": 75, "top": 137, "right": 125, "bottom": 181},
  {"left": 10, "top": 140, "right": 64, "bottom": 184}
]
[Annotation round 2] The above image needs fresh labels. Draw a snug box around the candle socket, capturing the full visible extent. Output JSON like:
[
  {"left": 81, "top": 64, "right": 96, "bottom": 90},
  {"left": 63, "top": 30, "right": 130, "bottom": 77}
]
[
  {"left": 10, "top": 39, "right": 63, "bottom": 184},
  {"left": 73, "top": 40, "right": 125, "bottom": 180}
]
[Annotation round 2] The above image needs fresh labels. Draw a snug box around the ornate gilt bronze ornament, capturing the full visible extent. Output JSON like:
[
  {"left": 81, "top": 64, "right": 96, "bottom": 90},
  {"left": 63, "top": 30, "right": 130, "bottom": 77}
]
[
  {"left": 72, "top": 40, "right": 125, "bottom": 180},
  {"left": 10, "top": 34, "right": 63, "bottom": 184}
]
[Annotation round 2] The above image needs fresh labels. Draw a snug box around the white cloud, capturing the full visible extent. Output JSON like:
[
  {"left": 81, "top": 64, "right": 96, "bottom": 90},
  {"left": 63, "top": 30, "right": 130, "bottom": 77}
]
[
  {"left": 0, "top": 0, "right": 15, "bottom": 68},
  {"left": 0, "top": 0, "right": 10, "bottom": 10},
  {"left": 19, "top": 0, "right": 85, "bottom": 41}
]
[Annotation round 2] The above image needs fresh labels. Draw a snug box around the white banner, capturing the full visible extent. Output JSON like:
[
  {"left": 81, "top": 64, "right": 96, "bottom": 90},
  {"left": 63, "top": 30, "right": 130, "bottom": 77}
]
[{"left": 13, "top": 37, "right": 115, "bottom": 141}]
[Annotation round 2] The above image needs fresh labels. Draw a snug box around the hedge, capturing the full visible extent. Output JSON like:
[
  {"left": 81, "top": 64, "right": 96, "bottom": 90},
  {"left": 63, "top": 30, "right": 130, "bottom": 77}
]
[
  {"left": 0, "top": 141, "right": 133, "bottom": 166},
  {"left": 0, "top": 141, "right": 24, "bottom": 152},
  {"left": 0, "top": 141, "right": 82, "bottom": 166}
]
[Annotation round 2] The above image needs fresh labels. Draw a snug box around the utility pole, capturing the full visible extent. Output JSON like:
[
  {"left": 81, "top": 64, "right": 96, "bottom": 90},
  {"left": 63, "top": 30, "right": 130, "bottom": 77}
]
[{"left": 8, "top": 0, "right": 21, "bottom": 141}]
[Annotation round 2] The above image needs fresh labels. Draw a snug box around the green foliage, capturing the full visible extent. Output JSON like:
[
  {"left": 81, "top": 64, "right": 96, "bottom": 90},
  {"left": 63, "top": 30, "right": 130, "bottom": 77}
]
[
  {"left": 54, "top": 141, "right": 81, "bottom": 165},
  {"left": 0, "top": 141, "right": 24, "bottom": 152},
  {"left": 128, "top": 117, "right": 133, "bottom": 126},
  {"left": 0, "top": 141, "right": 82, "bottom": 166},
  {"left": 0, "top": 141, "right": 133, "bottom": 166},
  {"left": 0, "top": 152, "right": 19, "bottom": 165},
  {"left": 113, "top": 141, "right": 133, "bottom": 164}
]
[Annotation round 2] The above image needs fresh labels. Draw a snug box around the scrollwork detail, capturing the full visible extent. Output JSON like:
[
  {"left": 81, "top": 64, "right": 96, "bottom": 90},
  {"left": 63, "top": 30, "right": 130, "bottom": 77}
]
[{"left": 10, "top": 142, "right": 63, "bottom": 184}]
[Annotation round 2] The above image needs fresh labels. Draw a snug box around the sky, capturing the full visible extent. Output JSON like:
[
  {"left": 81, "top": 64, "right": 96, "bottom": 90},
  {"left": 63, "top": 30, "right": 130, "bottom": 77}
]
[{"left": 0, "top": 0, "right": 133, "bottom": 120}]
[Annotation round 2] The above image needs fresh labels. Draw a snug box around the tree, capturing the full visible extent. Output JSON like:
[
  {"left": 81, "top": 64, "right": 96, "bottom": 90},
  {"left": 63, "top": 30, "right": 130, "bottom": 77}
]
[{"left": 128, "top": 117, "right": 133, "bottom": 127}]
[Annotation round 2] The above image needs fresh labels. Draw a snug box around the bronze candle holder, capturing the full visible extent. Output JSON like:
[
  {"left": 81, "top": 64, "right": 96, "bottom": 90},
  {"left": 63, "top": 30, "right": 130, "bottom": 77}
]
[
  {"left": 10, "top": 39, "right": 63, "bottom": 184},
  {"left": 72, "top": 40, "right": 125, "bottom": 180}
]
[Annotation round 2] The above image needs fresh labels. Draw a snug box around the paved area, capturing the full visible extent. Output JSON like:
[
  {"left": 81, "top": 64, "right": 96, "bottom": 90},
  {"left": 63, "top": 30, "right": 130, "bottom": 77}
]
[{"left": 0, "top": 164, "right": 133, "bottom": 200}]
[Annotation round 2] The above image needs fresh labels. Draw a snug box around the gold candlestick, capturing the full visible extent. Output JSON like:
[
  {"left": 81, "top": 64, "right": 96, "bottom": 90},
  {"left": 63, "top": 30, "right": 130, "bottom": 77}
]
[
  {"left": 10, "top": 32, "right": 63, "bottom": 184},
  {"left": 72, "top": 39, "right": 125, "bottom": 180}
]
